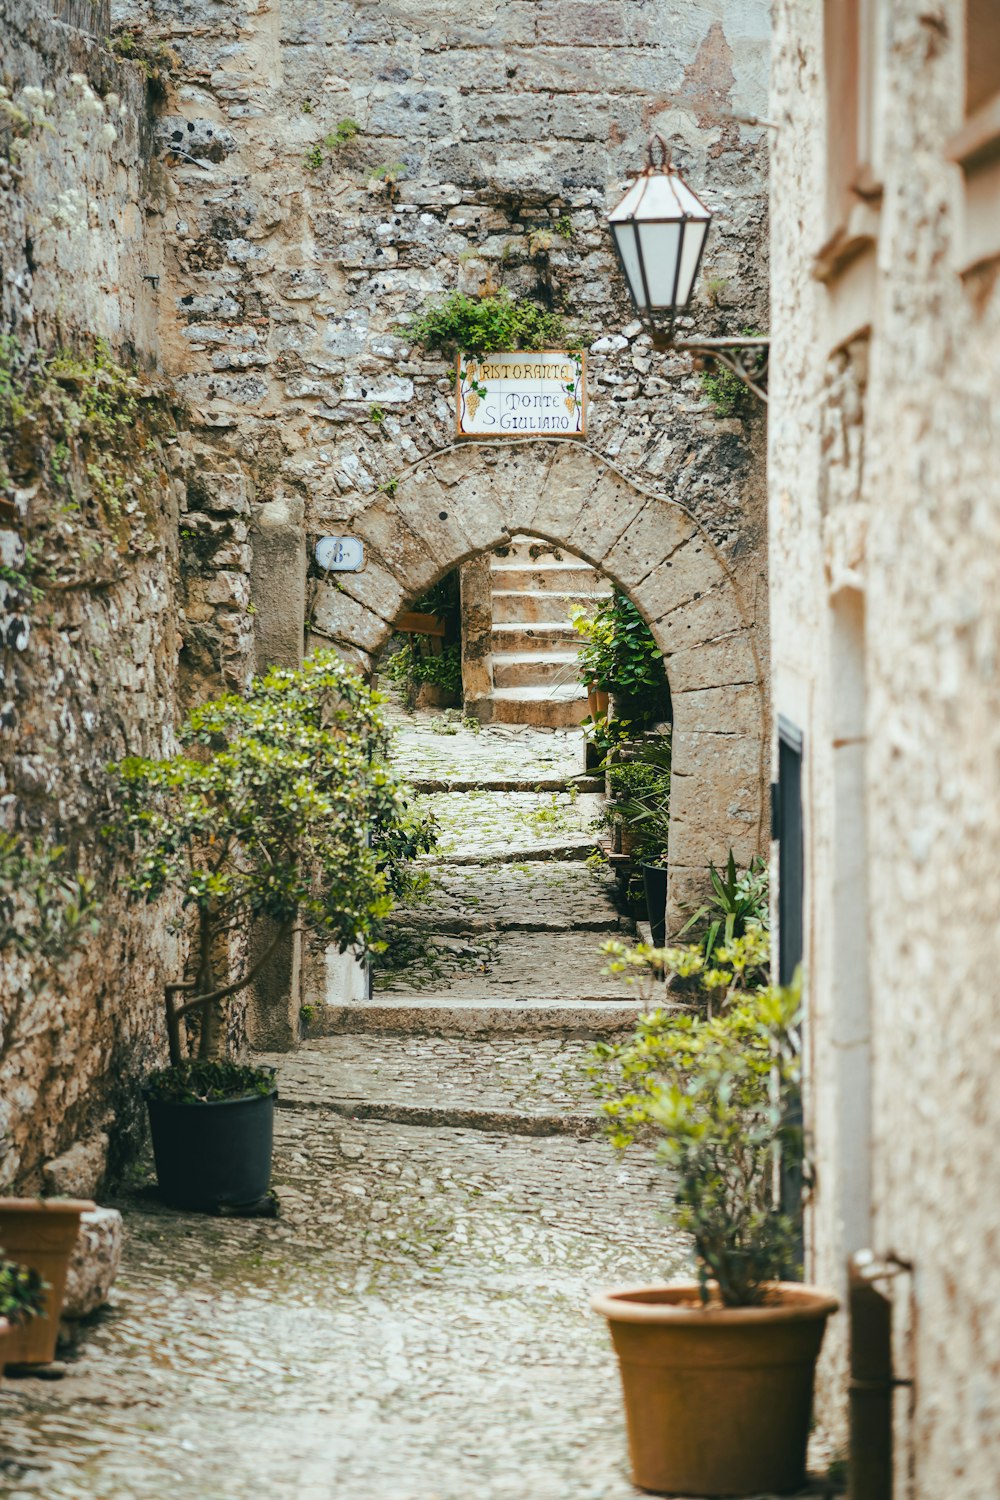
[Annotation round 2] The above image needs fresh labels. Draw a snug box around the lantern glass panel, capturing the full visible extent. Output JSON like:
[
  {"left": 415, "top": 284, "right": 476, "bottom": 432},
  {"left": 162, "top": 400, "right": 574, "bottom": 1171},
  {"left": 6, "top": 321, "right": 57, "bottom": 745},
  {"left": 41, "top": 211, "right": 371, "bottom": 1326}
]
[{"left": 636, "top": 221, "right": 683, "bottom": 308}]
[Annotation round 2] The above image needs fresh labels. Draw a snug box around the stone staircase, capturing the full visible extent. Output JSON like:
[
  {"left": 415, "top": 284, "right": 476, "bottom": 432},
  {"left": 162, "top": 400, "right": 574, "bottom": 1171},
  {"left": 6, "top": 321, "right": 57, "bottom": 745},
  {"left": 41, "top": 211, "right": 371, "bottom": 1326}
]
[{"left": 488, "top": 537, "right": 612, "bottom": 727}]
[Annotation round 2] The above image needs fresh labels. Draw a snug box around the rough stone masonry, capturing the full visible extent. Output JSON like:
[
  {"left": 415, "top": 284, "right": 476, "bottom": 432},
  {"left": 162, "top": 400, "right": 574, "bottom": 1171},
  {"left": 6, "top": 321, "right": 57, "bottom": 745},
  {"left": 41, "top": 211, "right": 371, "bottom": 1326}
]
[{"left": 1, "top": 0, "right": 772, "bottom": 1178}]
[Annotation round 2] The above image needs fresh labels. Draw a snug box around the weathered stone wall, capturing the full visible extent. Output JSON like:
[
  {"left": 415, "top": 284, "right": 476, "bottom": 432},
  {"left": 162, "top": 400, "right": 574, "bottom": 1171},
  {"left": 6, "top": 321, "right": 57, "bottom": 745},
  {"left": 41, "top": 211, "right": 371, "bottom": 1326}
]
[
  {"left": 769, "top": 1, "right": 1000, "bottom": 1488},
  {"left": 0, "top": 0, "right": 184, "bottom": 1189},
  {"left": 113, "top": 0, "right": 773, "bottom": 915}
]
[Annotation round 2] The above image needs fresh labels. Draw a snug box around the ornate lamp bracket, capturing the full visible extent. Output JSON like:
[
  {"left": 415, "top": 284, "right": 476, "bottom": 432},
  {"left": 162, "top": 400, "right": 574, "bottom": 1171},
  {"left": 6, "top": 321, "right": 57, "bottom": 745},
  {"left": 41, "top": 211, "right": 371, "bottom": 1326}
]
[{"left": 648, "top": 330, "right": 770, "bottom": 404}]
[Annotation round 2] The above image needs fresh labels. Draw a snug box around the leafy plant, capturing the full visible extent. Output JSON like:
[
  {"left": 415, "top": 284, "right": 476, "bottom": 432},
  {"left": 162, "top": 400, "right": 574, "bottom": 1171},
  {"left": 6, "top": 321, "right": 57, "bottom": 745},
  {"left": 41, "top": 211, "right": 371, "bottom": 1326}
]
[
  {"left": 599, "top": 744, "right": 672, "bottom": 861},
  {"left": 679, "top": 851, "right": 770, "bottom": 966},
  {"left": 570, "top": 591, "right": 668, "bottom": 729},
  {"left": 325, "top": 118, "right": 359, "bottom": 147},
  {"left": 0, "top": 1255, "right": 47, "bottom": 1326},
  {"left": 369, "top": 404, "right": 385, "bottom": 425},
  {"left": 107, "top": 650, "right": 436, "bottom": 1066},
  {"left": 402, "top": 290, "right": 578, "bottom": 357},
  {"left": 0, "top": 835, "right": 101, "bottom": 980},
  {"left": 304, "top": 143, "right": 324, "bottom": 170},
  {"left": 384, "top": 640, "right": 462, "bottom": 695},
  {"left": 555, "top": 215, "right": 573, "bottom": 240},
  {"left": 592, "top": 930, "right": 803, "bottom": 1305},
  {"left": 700, "top": 329, "right": 762, "bottom": 417},
  {"left": 144, "top": 1060, "right": 276, "bottom": 1105}
]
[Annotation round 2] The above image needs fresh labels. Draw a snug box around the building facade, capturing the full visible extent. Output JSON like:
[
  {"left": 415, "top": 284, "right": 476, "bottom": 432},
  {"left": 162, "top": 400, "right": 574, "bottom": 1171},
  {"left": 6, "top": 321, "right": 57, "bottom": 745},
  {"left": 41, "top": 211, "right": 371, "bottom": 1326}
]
[
  {"left": 1, "top": 0, "right": 773, "bottom": 1185},
  {"left": 769, "top": 1, "right": 1000, "bottom": 1491}
]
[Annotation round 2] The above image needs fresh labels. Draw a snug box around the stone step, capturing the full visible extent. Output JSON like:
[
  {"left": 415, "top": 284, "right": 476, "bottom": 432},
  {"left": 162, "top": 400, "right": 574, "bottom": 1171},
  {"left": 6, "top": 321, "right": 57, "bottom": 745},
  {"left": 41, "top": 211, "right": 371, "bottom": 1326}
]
[
  {"left": 373, "top": 926, "right": 632, "bottom": 1002},
  {"left": 493, "top": 651, "right": 584, "bottom": 688},
  {"left": 490, "top": 621, "right": 581, "bottom": 654},
  {"left": 297, "top": 996, "right": 649, "bottom": 1037},
  {"left": 388, "top": 858, "right": 626, "bottom": 933},
  {"left": 262, "top": 1033, "right": 608, "bottom": 1137},
  {"left": 489, "top": 686, "right": 590, "bottom": 728},
  {"left": 417, "top": 788, "right": 602, "bottom": 861},
  {"left": 410, "top": 772, "right": 602, "bottom": 793},
  {"left": 491, "top": 590, "right": 604, "bottom": 625},
  {"left": 490, "top": 562, "right": 609, "bottom": 592}
]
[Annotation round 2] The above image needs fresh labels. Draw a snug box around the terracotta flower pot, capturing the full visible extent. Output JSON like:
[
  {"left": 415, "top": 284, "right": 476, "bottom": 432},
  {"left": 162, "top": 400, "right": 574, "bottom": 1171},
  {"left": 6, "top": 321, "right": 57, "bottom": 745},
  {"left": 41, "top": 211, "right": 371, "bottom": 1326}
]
[
  {"left": 0, "top": 1198, "right": 94, "bottom": 1365},
  {"left": 592, "top": 1281, "right": 838, "bottom": 1497},
  {"left": 586, "top": 683, "right": 610, "bottom": 719}
]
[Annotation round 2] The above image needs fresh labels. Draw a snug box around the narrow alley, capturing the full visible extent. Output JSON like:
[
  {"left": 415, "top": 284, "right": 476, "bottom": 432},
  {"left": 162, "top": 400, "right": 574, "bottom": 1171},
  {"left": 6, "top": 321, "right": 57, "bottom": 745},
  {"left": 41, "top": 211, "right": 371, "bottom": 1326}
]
[{"left": 0, "top": 711, "right": 689, "bottom": 1499}]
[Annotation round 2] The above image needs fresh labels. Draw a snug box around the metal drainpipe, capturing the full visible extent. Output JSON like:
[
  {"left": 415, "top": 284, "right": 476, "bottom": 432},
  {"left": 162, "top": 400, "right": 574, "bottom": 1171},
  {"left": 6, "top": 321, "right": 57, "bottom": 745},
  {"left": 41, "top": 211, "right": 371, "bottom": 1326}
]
[{"left": 848, "top": 1251, "right": 914, "bottom": 1500}]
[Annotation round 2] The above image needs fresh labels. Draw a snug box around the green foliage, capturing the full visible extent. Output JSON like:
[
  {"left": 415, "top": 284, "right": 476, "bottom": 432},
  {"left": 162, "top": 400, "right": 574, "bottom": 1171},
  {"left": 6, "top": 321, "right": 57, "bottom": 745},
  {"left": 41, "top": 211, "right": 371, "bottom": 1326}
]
[
  {"left": 106, "top": 650, "right": 436, "bottom": 1065},
  {"left": 402, "top": 291, "right": 578, "bottom": 357},
  {"left": 0, "top": 1255, "right": 47, "bottom": 1326},
  {"left": 144, "top": 1060, "right": 276, "bottom": 1105},
  {"left": 369, "top": 405, "right": 385, "bottom": 425},
  {"left": 0, "top": 334, "right": 174, "bottom": 611},
  {"left": 599, "top": 743, "right": 672, "bottom": 861},
  {"left": 592, "top": 930, "right": 802, "bottom": 1305},
  {"left": 679, "top": 851, "right": 770, "bottom": 967},
  {"left": 325, "top": 118, "right": 359, "bottom": 147},
  {"left": 699, "top": 330, "right": 762, "bottom": 417},
  {"left": 570, "top": 591, "right": 668, "bottom": 731},
  {"left": 384, "top": 640, "right": 462, "bottom": 695},
  {"left": 108, "top": 29, "right": 178, "bottom": 87},
  {"left": 555, "top": 215, "right": 573, "bottom": 239},
  {"left": 304, "top": 143, "right": 324, "bottom": 170},
  {"left": 0, "top": 834, "right": 101, "bottom": 983}
]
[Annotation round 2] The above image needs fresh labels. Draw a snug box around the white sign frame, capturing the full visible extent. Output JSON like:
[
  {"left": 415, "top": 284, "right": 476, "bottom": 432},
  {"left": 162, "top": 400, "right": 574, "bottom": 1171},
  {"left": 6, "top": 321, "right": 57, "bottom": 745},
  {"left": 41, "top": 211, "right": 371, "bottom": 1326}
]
[
  {"left": 455, "top": 350, "right": 586, "bottom": 438},
  {"left": 315, "top": 536, "right": 365, "bottom": 573}
]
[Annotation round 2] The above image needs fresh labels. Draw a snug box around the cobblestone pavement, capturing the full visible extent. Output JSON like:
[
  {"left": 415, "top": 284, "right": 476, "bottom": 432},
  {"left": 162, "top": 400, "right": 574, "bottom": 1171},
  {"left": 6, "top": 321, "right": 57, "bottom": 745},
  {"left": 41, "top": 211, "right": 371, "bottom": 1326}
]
[{"left": 0, "top": 708, "right": 829, "bottom": 1497}]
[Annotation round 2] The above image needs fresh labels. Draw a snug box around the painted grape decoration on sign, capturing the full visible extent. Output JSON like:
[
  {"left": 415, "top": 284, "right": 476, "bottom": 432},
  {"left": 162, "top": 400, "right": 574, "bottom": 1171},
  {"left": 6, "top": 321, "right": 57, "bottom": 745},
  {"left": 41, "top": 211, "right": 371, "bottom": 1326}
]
[{"left": 456, "top": 351, "right": 586, "bottom": 437}]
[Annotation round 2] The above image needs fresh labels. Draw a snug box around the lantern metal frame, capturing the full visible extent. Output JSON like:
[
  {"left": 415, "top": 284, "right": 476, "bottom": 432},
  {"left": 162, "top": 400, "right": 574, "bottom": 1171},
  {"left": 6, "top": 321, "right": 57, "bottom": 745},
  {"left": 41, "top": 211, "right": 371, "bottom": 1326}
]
[{"left": 609, "top": 136, "right": 770, "bottom": 405}]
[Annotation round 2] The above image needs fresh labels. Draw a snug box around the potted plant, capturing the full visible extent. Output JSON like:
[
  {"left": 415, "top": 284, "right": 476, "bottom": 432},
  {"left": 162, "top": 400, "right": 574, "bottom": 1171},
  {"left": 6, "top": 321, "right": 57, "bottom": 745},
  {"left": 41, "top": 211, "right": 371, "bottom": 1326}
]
[
  {"left": 0, "top": 1202, "right": 91, "bottom": 1366},
  {"left": 591, "top": 936, "right": 836, "bottom": 1496},
  {"left": 0, "top": 1250, "right": 48, "bottom": 1370},
  {"left": 109, "top": 650, "right": 435, "bottom": 1212},
  {"left": 569, "top": 591, "right": 670, "bottom": 732}
]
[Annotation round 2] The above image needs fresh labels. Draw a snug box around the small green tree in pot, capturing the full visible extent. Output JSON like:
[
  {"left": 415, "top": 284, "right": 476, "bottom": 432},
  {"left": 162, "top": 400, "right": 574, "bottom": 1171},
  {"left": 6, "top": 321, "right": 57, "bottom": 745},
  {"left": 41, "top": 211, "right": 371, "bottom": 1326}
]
[
  {"left": 108, "top": 650, "right": 435, "bottom": 1211},
  {"left": 591, "top": 936, "right": 838, "bottom": 1497}
]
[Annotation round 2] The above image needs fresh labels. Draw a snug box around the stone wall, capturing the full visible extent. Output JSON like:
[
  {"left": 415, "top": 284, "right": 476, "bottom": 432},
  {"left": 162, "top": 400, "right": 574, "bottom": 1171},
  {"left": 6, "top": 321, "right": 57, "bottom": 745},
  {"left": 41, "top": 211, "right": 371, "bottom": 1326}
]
[
  {"left": 0, "top": 0, "right": 188, "bottom": 1188},
  {"left": 113, "top": 0, "right": 774, "bottom": 919},
  {"left": 769, "top": 1, "right": 1000, "bottom": 1489}
]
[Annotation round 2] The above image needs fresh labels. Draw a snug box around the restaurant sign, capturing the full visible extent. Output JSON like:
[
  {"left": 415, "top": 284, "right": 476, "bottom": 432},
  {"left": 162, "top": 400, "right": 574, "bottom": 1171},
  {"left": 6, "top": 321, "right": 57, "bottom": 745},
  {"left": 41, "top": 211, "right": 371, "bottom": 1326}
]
[{"left": 456, "top": 350, "right": 586, "bottom": 438}]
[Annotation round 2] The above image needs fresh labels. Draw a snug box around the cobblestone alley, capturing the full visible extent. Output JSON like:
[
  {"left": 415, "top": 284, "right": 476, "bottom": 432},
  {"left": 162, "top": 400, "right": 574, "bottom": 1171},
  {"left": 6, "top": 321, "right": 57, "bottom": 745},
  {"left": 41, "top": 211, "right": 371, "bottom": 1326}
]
[{"left": 0, "top": 711, "right": 692, "bottom": 1499}]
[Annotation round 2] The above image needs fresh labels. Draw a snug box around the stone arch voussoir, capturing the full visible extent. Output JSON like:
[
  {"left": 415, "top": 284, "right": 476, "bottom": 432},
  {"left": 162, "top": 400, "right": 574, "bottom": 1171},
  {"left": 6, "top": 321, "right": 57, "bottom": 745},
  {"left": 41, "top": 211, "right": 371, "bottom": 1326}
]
[{"left": 311, "top": 439, "right": 767, "bottom": 921}]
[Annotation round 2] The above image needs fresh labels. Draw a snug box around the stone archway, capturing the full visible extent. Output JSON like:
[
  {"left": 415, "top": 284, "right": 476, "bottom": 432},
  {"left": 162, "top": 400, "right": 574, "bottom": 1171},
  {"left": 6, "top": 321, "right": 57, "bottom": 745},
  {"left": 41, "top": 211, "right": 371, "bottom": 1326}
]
[{"left": 311, "top": 439, "right": 767, "bottom": 920}]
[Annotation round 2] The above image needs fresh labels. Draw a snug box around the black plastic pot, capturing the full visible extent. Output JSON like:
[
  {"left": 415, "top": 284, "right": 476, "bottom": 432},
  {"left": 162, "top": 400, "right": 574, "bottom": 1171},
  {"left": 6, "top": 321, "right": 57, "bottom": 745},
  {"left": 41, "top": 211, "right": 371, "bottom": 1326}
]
[
  {"left": 145, "top": 1086, "right": 276, "bottom": 1211},
  {"left": 641, "top": 863, "right": 668, "bottom": 948}
]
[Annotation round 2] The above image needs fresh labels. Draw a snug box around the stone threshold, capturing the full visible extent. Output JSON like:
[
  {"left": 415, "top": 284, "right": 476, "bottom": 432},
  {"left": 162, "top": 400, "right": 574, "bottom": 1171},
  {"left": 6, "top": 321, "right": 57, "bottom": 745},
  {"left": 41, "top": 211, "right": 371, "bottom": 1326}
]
[
  {"left": 307, "top": 999, "right": 648, "bottom": 1036},
  {"left": 276, "top": 1097, "right": 601, "bottom": 1137}
]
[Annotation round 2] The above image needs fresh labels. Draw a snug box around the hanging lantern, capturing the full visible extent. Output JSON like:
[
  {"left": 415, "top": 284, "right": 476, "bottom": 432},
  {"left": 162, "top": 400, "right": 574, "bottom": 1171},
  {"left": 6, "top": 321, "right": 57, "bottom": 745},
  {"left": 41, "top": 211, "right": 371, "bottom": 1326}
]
[{"left": 607, "top": 136, "right": 713, "bottom": 323}]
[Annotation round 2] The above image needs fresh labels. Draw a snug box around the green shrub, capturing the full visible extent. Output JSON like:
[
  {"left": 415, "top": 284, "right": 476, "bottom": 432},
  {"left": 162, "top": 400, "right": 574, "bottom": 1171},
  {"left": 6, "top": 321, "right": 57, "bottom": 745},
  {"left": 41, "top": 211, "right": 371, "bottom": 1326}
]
[
  {"left": 592, "top": 929, "right": 802, "bottom": 1305},
  {"left": 402, "top": 290, "right": 579, "bottom": 356},
  {"left": 679, "top": 851, "right": 770, "bottom": 967},
  {"left": 107, "top": 649, "right": 436, "bottom": 1066},
  {"left": 144, "top": 1060, "right": 276, "bottom": 1105}
]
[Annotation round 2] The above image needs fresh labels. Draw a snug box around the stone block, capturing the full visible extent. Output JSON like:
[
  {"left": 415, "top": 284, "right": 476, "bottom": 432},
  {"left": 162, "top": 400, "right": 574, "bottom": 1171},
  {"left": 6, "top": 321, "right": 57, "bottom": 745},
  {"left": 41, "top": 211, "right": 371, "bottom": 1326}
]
[
  {"left": 569, "top": 468, "right": 648, "bottom": 565},
  {"left": 350, "top": 500, "right": 438, "bottom": 586},
  {"left": 663, "top": 630, "right": 760, "bottom": 692},
  {"left": 653, "top": 586, "right": 746, "bottom": 654},
  {"left": 629, "top": 535, "right": 727, "bottom": 622},
  {"left": 313, "top": 582, "right": 393, "bottom": 654},
  {"left": 42, "top": 1133, "right": 108, "bottom": 1199},
  {"left": 334, "top": 557, "right": 408, "bottom": 628},
  {"left": 600, "top": 497, "right": 697, "bottom": 591},
  {"left": 671, "top": 683, "right": 764, "bottom": 739},
  {"left": 61, "top": 1207, "right": 123, "bottom": 1320},
  {"left": 525, "top": 443, "right": 602, "bottom": 543}
]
